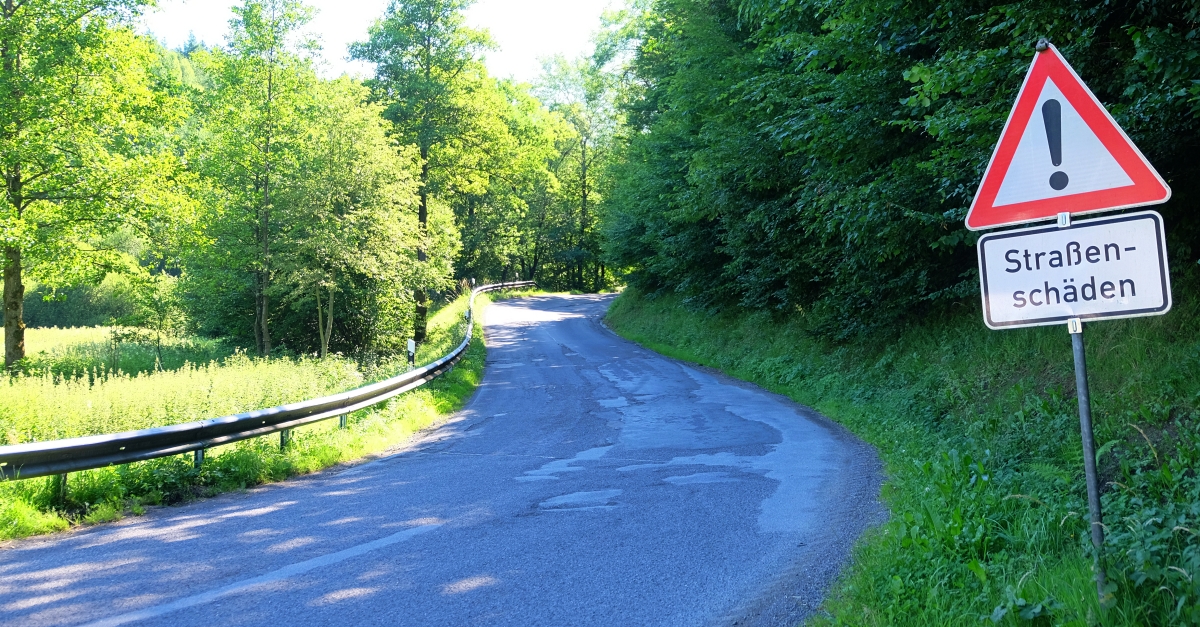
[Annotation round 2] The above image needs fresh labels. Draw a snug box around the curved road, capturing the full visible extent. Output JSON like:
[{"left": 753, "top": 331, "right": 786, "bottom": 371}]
[{"left": 0, "top": 294, "right": 882, "bottom": 627}]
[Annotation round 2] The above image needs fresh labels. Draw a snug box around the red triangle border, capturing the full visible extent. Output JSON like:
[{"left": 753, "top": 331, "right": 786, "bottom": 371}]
[{"left": 965, "top": 44, "right": 1169, "bottom": 230}]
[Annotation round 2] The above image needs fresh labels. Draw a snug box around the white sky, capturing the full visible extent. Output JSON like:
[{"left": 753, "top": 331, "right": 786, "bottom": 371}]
[{"left": 140, "top": 0, "right": 613, "bottom": 82}]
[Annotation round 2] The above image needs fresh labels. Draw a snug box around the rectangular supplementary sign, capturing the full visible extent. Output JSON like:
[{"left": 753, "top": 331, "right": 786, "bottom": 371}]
[{"left": 978, "top": 211, "right": 1171, "bottom": 329}]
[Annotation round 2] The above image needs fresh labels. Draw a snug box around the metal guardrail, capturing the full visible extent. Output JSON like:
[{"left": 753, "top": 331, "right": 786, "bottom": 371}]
[{"left": 0, "top": 281, "right": 536, "bottom": 480}]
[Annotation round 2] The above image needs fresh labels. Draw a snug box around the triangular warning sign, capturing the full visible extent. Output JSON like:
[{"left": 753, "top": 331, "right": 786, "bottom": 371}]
[{"left": 966, "top": 43, "right": 1169, "bottom": 230}]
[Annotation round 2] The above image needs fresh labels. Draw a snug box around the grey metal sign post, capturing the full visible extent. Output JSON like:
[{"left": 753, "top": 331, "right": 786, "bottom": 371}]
[{"left": 1068, "top": 317, "right": 1107, "bottom": 600}]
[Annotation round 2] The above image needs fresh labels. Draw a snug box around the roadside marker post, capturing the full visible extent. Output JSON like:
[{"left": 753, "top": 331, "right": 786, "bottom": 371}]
[{"left": 969, "top": 39, "right": 1173, "bottom": 606}]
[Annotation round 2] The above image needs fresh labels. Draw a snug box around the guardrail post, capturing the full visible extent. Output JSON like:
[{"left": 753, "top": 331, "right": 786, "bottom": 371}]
[
  {"left": 280, "top": 429, "right": 291, "bottom": 451},
  {"left": 55, "top": 473, "right": 68, "bottom": 507},
  {"left": 339, "top": 414, "right": 347, "bottom": 429},
  {"left": 193, "top": 448, "right": 205, "bottom": 469}
]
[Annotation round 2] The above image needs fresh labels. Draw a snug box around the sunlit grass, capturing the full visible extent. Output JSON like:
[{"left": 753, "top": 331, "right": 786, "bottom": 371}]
[
  {"left": 18, "top": 326, "right": 231, "bottom": 377},
  {"left": 0, "top": 354, "right": 362, "bottom": 444},
  {"left": 24, "top": 326, "right": 112, "bottom": 353}
]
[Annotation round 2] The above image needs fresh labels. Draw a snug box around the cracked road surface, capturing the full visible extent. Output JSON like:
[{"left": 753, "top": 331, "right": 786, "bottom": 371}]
[{"left": 0, "top": 294, "right": 883, "bottom": 627}]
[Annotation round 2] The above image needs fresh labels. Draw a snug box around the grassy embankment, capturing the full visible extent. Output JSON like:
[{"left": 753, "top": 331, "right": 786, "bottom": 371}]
[
  {"left": 606, "top": 275, "right": 1200, "bottom": 626},
  {"left": 0, "top": 290, "right": 533, "bottom": 540}
]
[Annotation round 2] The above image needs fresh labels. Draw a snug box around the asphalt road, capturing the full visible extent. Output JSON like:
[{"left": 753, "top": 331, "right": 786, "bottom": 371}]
[{"left": 0, "top": 293, "right": 883, "bottom": 627}]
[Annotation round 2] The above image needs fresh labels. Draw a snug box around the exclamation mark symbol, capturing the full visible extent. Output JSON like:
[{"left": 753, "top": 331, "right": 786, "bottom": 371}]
[{"left": 1043, "top": 99, "right": 1069, "bottom": 190}]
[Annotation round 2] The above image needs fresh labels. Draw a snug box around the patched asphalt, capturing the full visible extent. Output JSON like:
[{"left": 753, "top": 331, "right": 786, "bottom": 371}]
[{"left": 0, "top": 293, "right": 884, "bottom": 627}]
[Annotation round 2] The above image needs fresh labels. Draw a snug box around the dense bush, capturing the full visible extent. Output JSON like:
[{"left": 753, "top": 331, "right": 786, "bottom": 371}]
[
  {"left": 602, "top": 0, "right": 1200, "bottom": 337},
  {"left": 23, "top": 276, "right": 138, "bottom": 328}
]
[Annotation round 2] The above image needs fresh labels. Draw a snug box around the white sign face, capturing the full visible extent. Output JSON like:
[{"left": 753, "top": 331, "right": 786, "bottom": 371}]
[
  {"left": 978, "top": 211, "right": 1171, "bottom": 329},
  {"left": 992, "top": 79, "right": 1134, "bottom": 207}
]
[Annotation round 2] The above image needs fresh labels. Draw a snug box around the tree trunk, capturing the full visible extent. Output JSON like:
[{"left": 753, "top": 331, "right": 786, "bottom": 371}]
[
  {"left": 579, "top": 137, "right": 588, "bottom": 292},
  {"left": 3, "top": 247, "right": 24, "bottom": 368},
  {"left": 414, "top": 147, "right": 430, "bottom": 343},
  {"left": 253, "top": 280, "right": 263, "bottom": 355},
  {"left": 257, "top": 271, "right": 271, "bottom": 355},
  {"left": 316, "top": 283, "right": 333, "bottom": 359},
  {"left": 258, "top": 7, "right": 277, "bottom": 356},
  {"left": 316, "top": 286, "right": 326, "bottom": 359},
  {"left": 3, "top": 1, "right": 25, "bottom": 368},
  {"left": 259, "top": 166, "right": 272, "bottom": 355}
]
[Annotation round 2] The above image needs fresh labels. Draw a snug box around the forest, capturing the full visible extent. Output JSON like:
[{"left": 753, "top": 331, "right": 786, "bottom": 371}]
[
  {"left": 2, "top": 0, "right": 614, "bottom": 368},
  {"left": 601, "top": 0, "right": 1200, "bottom": 337}
]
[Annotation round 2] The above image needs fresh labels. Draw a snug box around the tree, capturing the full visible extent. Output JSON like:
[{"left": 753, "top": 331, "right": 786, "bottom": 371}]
[
  {"left": 350, "top": 0, "right": 490, "bottom": 343},
  {"left": 0, "top": 0, "right": 190, "bottom": 367},
  {"left": 188, "top": 0, "right": 316, "bottom": 355},
  {"left": 273, "top": 77, "right": 423, "bottom": 358},
  {"left": 601, "top": 0, "right": 1200, "bottom": 336},
  {"left": 537, "top": 55, "right": 617, "bottom": 291}
]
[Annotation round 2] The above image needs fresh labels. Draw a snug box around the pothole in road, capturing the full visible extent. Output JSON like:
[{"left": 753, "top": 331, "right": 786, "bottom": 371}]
[
  {"left": 663, "top": 472, "right": 739, "bottom": 485},
  {"left": 516, "top": 445, "right": 612, "bottom": 481},
  {"left": 597, "top": 397, "right": 628, "bottom": 408},
  {"left": 538, "top": 489, "right": 623, "bottom": 511}
]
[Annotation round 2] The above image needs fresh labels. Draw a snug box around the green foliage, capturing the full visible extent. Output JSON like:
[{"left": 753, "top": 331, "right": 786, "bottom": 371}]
[
  {"left": 352, "top": 1, "right": 618, "bottom": 294},
  {"left": 184, "top": 0, "right": 323, "bottom": 355},
  {"left": 23, "top": 275, "right": 139, "bottom": 328},
  {"left": 272, "top": 76, "right": 428, "bottom": 357},
  {"left": 1103, "top": 427, "right": 1200, "bottom": 625},
  {"left": 3, "top": 0, "right": 617, "bottom": 370},
  {"left": 600, "top": 0, "right": 1200, "bottom": 336},
  {"left": 0, "top": 0, "right": 196, "bottom": 365},
  {"left": 351, "top": 0, "right": 492, "bottom": 157},
  {"left": 606, "top": 277, "right": 1200, "bottom": 625}
]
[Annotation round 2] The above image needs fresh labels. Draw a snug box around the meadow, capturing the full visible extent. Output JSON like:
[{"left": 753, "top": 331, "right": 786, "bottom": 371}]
[
  {"left": 17, "top": 326, "right": 232, "bottom": 379},
  {"left": 0, "top": 290, "right": 531, "bottom": 540},
  {"left": 606, "top": 272, "right": 1200, "bottom": 626}
]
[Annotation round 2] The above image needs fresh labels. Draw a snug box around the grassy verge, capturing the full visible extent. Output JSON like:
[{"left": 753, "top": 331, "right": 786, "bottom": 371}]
[
  {"left": 605, "top": 275, "right": 1200, "bottom": 626},
  {"left": 0, "top": 291, "right": 522, "bottom": 541}
]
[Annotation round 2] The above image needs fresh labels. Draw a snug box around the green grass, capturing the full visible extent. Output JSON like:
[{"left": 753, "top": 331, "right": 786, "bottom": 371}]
[
  {"left": 605, "top": 272, "right": 1200, "bottom": 626},
  {"left": 0, "top": 290, "right": 528, "bottom": 541},
  {"left": 17, "top": 326, "right": 232, "bottom": 378}
]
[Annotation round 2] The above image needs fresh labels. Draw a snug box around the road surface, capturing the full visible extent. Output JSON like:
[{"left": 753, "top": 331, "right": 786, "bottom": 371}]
[{"left": 0, "top": 293, "right": 882, "bottom": 627}]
